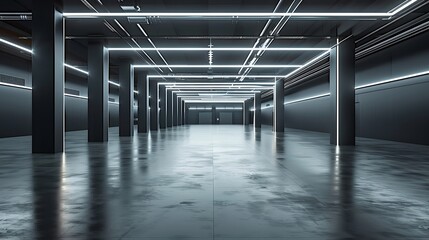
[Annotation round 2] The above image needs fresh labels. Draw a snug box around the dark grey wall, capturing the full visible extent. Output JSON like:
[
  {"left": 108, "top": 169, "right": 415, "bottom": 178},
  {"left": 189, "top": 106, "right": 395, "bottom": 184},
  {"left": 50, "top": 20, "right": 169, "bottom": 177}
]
[
  {"left": 185, "top": 103, "right": 243, "bottom": 125},
  {"left": 261, "top": 31, "right": 429, "bottom": 145},
  {"left": 0, "top": 85, "right": 120, "bottom": 138}
]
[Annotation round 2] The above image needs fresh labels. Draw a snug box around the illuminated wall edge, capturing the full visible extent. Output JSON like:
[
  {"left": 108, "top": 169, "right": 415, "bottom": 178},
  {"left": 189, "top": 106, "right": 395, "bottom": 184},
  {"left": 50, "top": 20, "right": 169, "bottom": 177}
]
[{"left": 249, "top": 69, "right": 429, "bottom": 111}]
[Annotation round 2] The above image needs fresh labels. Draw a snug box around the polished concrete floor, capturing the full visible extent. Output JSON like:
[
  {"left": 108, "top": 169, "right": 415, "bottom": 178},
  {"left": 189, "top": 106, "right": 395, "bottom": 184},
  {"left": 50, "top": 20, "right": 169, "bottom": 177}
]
[{"left": 1, "top": 125, "right": 429, "bottom": 239}]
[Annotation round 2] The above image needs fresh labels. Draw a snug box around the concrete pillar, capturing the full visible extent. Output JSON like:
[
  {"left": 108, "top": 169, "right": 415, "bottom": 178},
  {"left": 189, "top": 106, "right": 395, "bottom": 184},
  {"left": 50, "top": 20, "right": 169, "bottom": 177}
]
[
  {"left": 149, "top": 80, "right": 158, "bottom": 131},
  {"left": 243, "top": 100, "right": 250, "bottom": 125},
  {"left": 32, "top": 0, "right": 64, "bottom": 153},
  {"left": 330, "top": 34, "right": 355, "bottom": 145},
  {"left": 173, "top": 93, "right": 178, "bottom": 126},
  {"left": 177, "top": 97, "right": 182, "bottom": 125},
  {"left": 119, "top": 60, "right": 134, "bottom": 137},
  {"left": 137, "top": 71, "right": 148, "bottom": 133},
  {"left": 182, "top": 100, "right": 186, "bottom": 125},
  {"left": 88, "top": 41, "right": 109, "bottom": 142},
  {"left": 254, "top": 93, "right": 261, "bottom": 128},
  {"left": 211, "top": 106, "right": 216, "bottom": 124},
  {"left": 167, "top": 90, "right": 173, "bottom": 128},
  {"left": 274, "top": 79, "right": 285, "bottom": 132},
  {"left": 159, "top": 85, "right": 166, "bottom": 129}
]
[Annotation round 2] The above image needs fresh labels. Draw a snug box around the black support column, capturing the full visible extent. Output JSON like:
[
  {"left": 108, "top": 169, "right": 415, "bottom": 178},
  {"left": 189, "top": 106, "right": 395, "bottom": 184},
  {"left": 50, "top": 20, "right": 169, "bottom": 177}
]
[
  {"left": 159, "top": 85, "right": 166, "bottom": 129},
  {"left": 178, "top": 98, "right": 183, "bottom": 125},
  {"left": 32, "top": 0, "right": 64, "bottom": 153},
  {"left": 243, "top": 100, "right": 250, "bottom": 125},
  {"left": 88, "top": 41, "right": 109, "bottom": 142},
  {"left": 330, "top": 34, "right": 356, "bottom": 146},
  {"left": 211, "top": 106, "right": 216, "bottom": 124},
  {"left": 137, "top": 71, "right": 148, "bottom": 133},
  {"left": 149, "top": 80, "right": 158, "bottom": 131},
  {"left": 182, "top": 100, "right": 186, "bottom": 125},
  {"left": 119, "top": 60, "right": 134, "bottom": 137},
  {"left": 274, "top": 79, "right": 285, "bottom": 132},
  {"left": 167, "top": 90, "right": 173, "bottom": 128},
  {"left": 173, "top": 93, "right": 178, "bottom": 126},
  {"left": 254, "top": 93, "right": 261, "bottom": 128}
]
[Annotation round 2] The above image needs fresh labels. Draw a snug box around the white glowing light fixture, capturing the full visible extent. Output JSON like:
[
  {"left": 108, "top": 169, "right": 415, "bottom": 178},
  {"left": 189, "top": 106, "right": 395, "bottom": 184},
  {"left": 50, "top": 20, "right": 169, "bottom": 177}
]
[
  {"left": 64, "top": 64, "right": 89, "bottom": 75},
  {"left": 160, "top": 82, "right": 273, "bottom": 85},
  {"left": 0, "top": 38, "right": 32, "bottom": 53},
  {"left": 0, "top": 81, "right": 32, "bottom": 90},
  {"left": 135, "top": 64, "right": 301, "bottom": 68},
  {"left": 108, "top": 47, "right": 330, "bottom": 51},
  {"left": 64, "top": 0, "right": 417, "bottom": 19},
  {"left": 64, "top": 93, "right": 88, "bottom": 99},
  {"left": 109, "top": 81, "right": 120, "bottom": 87},
  {"left": 355, "top": 70, "right": 429, "bottom": 89},
  {"left": 149, "top": 75, "right": 282, "bottom": 79},
  {"left": 63, "top": 12, "right": 395, "bottom": 18},
  {"left": 185, "top": 100, "right": 244, "bottom": 103}
]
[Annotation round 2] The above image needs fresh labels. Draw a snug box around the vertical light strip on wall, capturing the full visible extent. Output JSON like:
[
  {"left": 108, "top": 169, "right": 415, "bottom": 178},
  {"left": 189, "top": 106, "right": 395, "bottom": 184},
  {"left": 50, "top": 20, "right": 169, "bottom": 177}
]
[{"left": 336, "top": 38, "right": 340, "bottom": 146}]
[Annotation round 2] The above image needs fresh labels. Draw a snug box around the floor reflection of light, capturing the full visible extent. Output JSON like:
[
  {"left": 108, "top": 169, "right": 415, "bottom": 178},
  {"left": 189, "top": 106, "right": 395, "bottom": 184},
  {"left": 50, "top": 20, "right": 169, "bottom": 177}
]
[
  {"left": 333, "top": 146, "right": 341, "bottom": 192},
  {"left": 60, "top": 153, "right": 67, "bottom": 233}
]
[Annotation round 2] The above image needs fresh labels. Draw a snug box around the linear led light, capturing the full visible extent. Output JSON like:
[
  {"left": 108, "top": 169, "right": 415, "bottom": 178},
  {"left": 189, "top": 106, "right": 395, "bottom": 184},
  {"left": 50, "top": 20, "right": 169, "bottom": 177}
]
[
  {"left": 64, "top": 93, "right": 88, "bottom": 99},
  {"left": 0, "top": 81, "right": 32, "bottom": 90},
  {"left": 64, "top": 64, "right": 89, "bottom": 75},
  {"left": 109, "top": 47, "right": 330, "bottom": 51},
  {"left": 109, "top": 81, "right": 120, "bottom": 87},
  {"left": 198, "top": 93, "right": 255, "bottom": 96},
  {"left": 185, "top": 100, "right": 244, "bottom": 103},
  {"left": 251, "top": 68, "right": 429, "bottom": 111},
  {"left": 0, "top": 82, "right": 119, "bottom": 103},
  {"left": 173, "top": 92, "right": 260, "bottom": 94},
  {"left": 62, "top": 12, "right": 393, "bottom": 18},
  {"left": 65, "top": 0, "right": 417, "bottom": 19},
  {"left": 216, "top": 107, "right": 243, "bottom": 110},
  {"left": 160, "top": 82, "right": 273, "bottom": 85},
  {"left": 165, "top": 86, "right": 272, "bottom": 89},
  {"left": 355, "top": 70, "right": 429, "bottom": 89},
  {"left": 0, "top": 38, "right": 96, "bottom": 78},
  {"left": 149, "top": 75, "right": 282, "bottom": 79},
  {"left": 279, "top": 50, "right": 331, "bottom": 81},
  {"left": 284, "top": 93, "right": 330, "bottom": 105},
  {"left": 0, "top": 38, "right": 32, "bottom": 53},
  {"left": 136, "top": 65, "right": 301, "bottom": 68}
]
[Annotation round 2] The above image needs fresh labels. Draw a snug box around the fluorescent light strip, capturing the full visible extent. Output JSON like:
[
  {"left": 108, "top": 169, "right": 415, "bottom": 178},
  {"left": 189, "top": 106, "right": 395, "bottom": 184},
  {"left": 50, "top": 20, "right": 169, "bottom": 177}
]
[
  {"left": 284, "top": 93, "right": 330, "bottom": 105},
  {"left": 283, "top": 50, "right": 331, "bottom": 80},
  {"left": 64, "top": 63, "right": 89, "bottom": 75},
  {"left": 355, "top": 70, "right": 429, "bottom": 89},
  {"left": 109, "top": 81, "right": 120, "bottom": 87},
  {"left": 172, "top": 90, "right": 260, "bottom": 93},
  {"left": 0, "top": 38, "right": 93, "bottom": 77},
  {"left": 161, "top": 82, "right": 273, "bottom": 85},
  {"left": 136, "top": 65, "right": 301, "bottom": 68},
  {"left": 136, "top": 23, "right": 173, "bottom": 72},
  {"left": 0, "top": 81, "right": 32, "bottom": 90},
  {"left": 0, "top": 83, "right": 120, "bottom": 103},
  {"left": 64, "top": 93, "right": 88, "bottom": 99},
  {"left": 109, "top": 47, "right": 330, "bottom": 51},
  {"left": 216, "top": 107, "right": 243, "bottom": 110},
  {"left": 63, "top": 12, "right": 393, "bottom": 18},
  {"left": 150, "top": 75, "right": 281, "bottom": 79},
  {"left": 0, "top": 38, "right": 32, "bottom": 53},
  {"left": 65, "top": 1, "right": 417, "bottom": 19},
  {"left": 165, "top": 86, "right": 272, "bottom": 90},
  {"left": 185, "top": 100, "right": 245, "bottom": 103}
]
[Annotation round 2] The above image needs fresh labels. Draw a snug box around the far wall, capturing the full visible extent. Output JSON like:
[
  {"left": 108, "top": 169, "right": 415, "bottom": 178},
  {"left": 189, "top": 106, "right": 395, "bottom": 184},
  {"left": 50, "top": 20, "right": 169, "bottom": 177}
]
[{"left": 185, "top": 103, "right": 243, "bottom": 125}]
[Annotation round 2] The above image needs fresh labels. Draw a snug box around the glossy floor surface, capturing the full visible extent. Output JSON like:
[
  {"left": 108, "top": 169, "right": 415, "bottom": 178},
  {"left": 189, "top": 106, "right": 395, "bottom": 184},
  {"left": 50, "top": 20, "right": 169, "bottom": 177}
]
[{"left": 1, "top": 125, "right": 429, "bottom": 239}]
